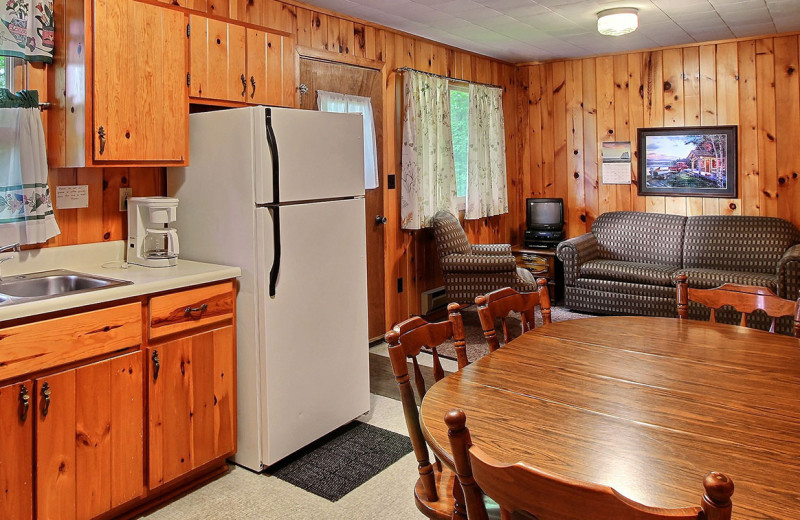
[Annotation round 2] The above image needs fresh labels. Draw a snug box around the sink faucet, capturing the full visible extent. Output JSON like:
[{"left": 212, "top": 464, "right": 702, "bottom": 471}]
[
  {"left": 0, "top": 242, "right": 20, "bottom": 254},
  {"left": 0, "top": 242, "right": 20, "bottom": 281}
]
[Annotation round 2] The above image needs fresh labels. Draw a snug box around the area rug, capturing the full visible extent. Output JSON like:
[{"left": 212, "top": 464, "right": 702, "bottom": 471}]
[
  {"left": 269, "top": 422, "right": 413, "bottom": 502},
  {"left": 431, "top": 306, "right": 594, "bottom": 362}
]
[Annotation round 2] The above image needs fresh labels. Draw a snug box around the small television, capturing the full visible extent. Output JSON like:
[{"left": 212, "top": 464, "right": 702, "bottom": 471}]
[{"left": 526, "top": 198, "right": 564, "bottom": 231}]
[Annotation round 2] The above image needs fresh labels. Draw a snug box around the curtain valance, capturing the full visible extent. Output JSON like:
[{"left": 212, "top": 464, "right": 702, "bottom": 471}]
[{"left": 1, "top": 1, "right": 55, "bottom": 63}]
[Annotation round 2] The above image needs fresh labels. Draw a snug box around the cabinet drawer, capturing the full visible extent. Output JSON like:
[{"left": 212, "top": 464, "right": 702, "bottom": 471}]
[
  {"left": 0, "top": 303, "right": 142, "bottom": 381},
  {"left": 149, "top": 282, "right": 234, "bottom": 340}
]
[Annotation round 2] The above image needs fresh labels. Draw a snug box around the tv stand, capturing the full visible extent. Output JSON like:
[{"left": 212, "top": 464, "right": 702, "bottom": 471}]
[{"left": 511, "top": 245, "right": 563, "bottom": 303}]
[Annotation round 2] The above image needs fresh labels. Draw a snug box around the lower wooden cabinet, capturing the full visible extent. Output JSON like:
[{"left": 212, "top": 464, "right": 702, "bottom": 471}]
[
  {"left": 148, "top": 325, "right": 236, "bottom": 489},
  {"left": 0, "top": 379, "right": 33, "bottom": 520},
  {"left": 35, "top": 351, "right": 144, "bottom": 520}
]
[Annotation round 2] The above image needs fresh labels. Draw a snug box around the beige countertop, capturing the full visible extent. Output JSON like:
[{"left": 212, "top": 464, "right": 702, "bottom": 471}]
[{"left": 0, "top": 241, "right": 241, "bottom": 322}]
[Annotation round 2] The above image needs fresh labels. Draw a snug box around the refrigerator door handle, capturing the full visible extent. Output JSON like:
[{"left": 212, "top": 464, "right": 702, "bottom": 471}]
[{"left": 266, "top": 108, "right": 281, "bottom": 297}]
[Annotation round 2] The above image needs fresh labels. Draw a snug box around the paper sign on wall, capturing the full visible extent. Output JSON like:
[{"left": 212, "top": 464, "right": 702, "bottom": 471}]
[
  {"left": 601, "top": 141, "right": 632, "bottom": 185},
  {"left": 56, "top": 185, "right": 89, "bottom": 209}
]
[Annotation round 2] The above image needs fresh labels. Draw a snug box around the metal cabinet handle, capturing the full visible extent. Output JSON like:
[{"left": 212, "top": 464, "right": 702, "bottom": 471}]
[
  {"left": 98, "top": 126, "right": 106, "bottom": 156},
  {"left": 375, "top": 215, "right": 387, "bottom": 225},
  {"left": 241, "top": 74, "right": 247, "bottom": 97},
  {"left": 152, "top": 350, "right": 160, "bottom": 382},
  {"left": 41, "top": 382, "right": 51, "bottom": 417},
  {"left": 250, "top": 76, "right": 256, "bottom": 99},
  {"left": 19, "top": 385, "right": 29, "bottom": 422},
  {"left": 184, "top": 303, "right": 208, "bottom": 318}
]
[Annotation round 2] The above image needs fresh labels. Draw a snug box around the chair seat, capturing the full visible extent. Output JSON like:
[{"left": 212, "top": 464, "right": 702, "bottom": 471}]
[
  {"left": 580, "top": 259, "right": 679, "bottom": 287},
  {"left": 671, "top": 268, "right": 778, "bottom": 292},
  {"left": 414, "top": 466, "right": 501, "bottom": 520}
]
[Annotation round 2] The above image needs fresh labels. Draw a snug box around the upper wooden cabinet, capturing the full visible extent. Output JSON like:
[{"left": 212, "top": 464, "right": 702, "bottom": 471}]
[
  {"left": 49, "top": 0, "right": 189, "bottom": 167},
  {"left": 189, "top": 16, "right": 246, "bottom": 102},
  {"left": 189, "top": 15, "right": 296, "bottom": 107}
]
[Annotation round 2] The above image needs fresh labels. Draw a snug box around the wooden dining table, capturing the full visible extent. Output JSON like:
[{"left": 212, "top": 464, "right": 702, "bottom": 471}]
[{"left": 419, "top": 316, "right": 800, "bottom": 520}]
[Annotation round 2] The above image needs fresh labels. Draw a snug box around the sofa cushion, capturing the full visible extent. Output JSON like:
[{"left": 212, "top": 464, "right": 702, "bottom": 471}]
[
  {"left": 684, "top": 216, "right": 800, "bottom": 273},
  {"left": 591, "top": 211, "right": 686, "bottom": 266},
  {"left": 575, "top": 278, "right": 675, "bottom": 299},
  {"left": 580, "top": 259, "right": 679, "bottom": 287},
  {"left": 671, "top": 268, "right": 778, "bottom": 292}
]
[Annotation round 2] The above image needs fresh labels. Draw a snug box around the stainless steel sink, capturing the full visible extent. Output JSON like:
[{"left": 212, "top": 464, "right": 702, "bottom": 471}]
[{"left": 0, "top": 269, "right": 132, "bottom": 304}]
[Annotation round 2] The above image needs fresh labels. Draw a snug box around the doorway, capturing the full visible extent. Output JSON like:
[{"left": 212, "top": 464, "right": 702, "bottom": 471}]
[{"left": 298, "top": 57, "right": 386, "bottom": 341}]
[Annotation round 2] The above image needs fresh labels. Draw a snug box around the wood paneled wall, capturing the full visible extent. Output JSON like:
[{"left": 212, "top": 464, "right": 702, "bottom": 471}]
[
  {"left": 515, "top": 35, "right": 800, "bottom": 241},
  {"left": 26, "top": 63, "right": 165, "bottom": 249},
  {"left": 222, "top": 0, "right": 519, "bottom": 327}
]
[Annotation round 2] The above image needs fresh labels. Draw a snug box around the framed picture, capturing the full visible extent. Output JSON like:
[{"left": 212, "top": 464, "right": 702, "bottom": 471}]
[{"left": 637, "top": 126, "right": 738, "bottom": 198}]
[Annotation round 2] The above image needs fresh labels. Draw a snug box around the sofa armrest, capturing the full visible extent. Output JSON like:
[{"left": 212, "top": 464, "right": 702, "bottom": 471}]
[
  {"left": 470, "top": 244, "right": 512, "bottom": 256},
  {"left": 440, "top": 253, "right": 517, "bottom": 274},
  {"left": 557, "top": 233, "right": 600, "bottom": 287},
  {"left": 777, "top": 244, "right": 800, "bottom": 299}
]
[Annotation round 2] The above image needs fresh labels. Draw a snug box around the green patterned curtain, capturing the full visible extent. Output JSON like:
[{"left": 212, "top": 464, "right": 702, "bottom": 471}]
[
  {"left": 1, "top": 1, "right": 54, "bottom": 63},
  {"left": 0, "top": 87, "right": 38, "bottom": 108}
]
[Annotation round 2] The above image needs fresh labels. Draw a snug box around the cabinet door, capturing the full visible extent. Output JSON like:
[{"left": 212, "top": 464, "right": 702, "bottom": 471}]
[
  {"left": 75, "top": 352, "right": 145, "bottom": 518},
  {"left": 245, "top": 28, "right": 268, "bottom": 105},
  {"left": 190, "top": 16, "right": 246, "bottom": 102},
  {"left": 36, "top": 352, "right": 144, "bottom": 520},
  {"left": 0, "top": 380, "right": 33, "bottom": 520},
  {"left": 148, "top": 326, "right": 236, "bottom": 489},
  {"left": 36, "top": 369, "right": 77, "bottom": 520},
  {"left": 93, "top": 0, "right": 188, "bottom": 163}
]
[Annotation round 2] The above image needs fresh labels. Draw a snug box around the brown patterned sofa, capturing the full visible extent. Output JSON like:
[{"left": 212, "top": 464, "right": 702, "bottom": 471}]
[
  {"left": 557, "top": 211, "right": 800, "bottom": 326},
  {"left": 432, "top": 211, "right": 538, "bottom": 305}
]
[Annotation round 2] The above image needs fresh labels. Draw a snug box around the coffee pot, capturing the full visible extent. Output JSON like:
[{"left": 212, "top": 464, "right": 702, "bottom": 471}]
[{"left": 127, "top": 197, "right": 180, "bottom": 267}]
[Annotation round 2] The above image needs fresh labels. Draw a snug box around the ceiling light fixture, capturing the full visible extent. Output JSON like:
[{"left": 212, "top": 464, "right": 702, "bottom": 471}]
[{"left": 597, "top": 7, "right": 639, "bottom": 36}]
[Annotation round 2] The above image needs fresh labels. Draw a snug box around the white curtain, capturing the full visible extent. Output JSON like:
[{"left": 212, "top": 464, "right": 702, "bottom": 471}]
[
  {"left": 401, "top": 71, "right": 457, "bottom": 229},
  {"left": 465, "top": 83, "right": 508, "bottom": 220},
  {"left": 317, "top": 90, "right": 379, "bottom": 190},
  {"left": 0, "top": 107, "right": 60, "bottom": 244}
]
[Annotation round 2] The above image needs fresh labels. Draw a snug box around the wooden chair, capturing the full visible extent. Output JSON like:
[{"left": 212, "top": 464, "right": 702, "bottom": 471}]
[
  {"left": 445, "top": 409, "right": 735, "bottom": 520},
  {"left": 676, "top": 274, "right": 800, "bottom": 337},
  {"left": 385, "top": 303, "right": 470, "bottom": 519},
  {"left": 475, "top": 279, "right": 551, "bottom": 353}
]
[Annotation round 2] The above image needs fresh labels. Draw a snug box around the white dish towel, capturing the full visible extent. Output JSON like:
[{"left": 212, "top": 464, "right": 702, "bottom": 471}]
[{"left": 0, "top": 106, "right": 60, "bottom": 245}]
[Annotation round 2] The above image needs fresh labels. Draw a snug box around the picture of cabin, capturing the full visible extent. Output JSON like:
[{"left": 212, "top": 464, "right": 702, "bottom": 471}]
[{"left": 645, "top": 133, "right": 729, "bottom": 189}]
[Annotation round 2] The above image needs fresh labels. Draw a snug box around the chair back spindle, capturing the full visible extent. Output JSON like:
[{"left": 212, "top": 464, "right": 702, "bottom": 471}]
[
  {"left": 476, "top": 279, "right": 551, "bottom": 352},
  {"left": 385, "top": 303, "right": 470, "bottom": 517},
  {"left": 676, "top": 274, "right": 800, "bottom": 337}
]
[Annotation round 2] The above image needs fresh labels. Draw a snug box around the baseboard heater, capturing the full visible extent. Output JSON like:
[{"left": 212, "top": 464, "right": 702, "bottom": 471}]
[{"left": 421, "top": 286, "right": 448, "bottom": 315}]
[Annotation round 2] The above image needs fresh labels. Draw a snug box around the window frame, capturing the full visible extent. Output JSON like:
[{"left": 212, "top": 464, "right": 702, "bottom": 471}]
[{"left": 449, "top": 82, "right": 469, "bottom": 211}]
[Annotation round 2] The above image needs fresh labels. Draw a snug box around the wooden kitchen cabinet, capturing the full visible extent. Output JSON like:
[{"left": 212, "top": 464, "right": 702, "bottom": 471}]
[
  {"left": 148, "top": 325, "right": 236, "bottom": 489},
  {"left": 245, "top": 27, "right": 296, "bottom": 106},
  {"left": 189, "top": 15, "right": 295, "bottom": 107},
  {"left": 50, "top": 0, "right": 188, "bottom": 167},
  {"left": 36, "top": 352, "right": 145, "bottom": 520},
  {"left": 189, "top": 15, "right": 247, "bottom": 102},
  {"left": 0, "top": 380, "right": 33, "bottom": 520}
]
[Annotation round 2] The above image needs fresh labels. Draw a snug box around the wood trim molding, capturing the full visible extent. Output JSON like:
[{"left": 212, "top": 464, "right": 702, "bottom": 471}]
[
  {"left": 296, "top": 45, "right": 385, "bottom": 70},
  {"left": 134, "top": 0, "right": 294, "bottom": 37}
]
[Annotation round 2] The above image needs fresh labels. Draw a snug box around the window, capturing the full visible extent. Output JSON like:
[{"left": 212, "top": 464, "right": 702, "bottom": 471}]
[
  {"left": 317, "top": 90, "right": 379, "bottom": 190},
  {"left": 0, "top": 56, "right": 21, "bottom": 92},
  {"left": 449, "top": 86, "right": 469, "bottom": 206}
]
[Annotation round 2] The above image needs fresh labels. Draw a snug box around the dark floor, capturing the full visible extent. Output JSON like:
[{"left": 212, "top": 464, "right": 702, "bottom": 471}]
[{"left": 369, "top": 353, "right": 452, "bottom": 404}]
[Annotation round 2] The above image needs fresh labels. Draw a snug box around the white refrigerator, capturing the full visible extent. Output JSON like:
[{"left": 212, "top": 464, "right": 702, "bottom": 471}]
[{"left": 168, "top": 106, "right": 370, "bottom": 470}]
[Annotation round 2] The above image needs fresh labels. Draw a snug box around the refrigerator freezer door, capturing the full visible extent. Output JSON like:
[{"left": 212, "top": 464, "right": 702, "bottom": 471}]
[
  {"left": 256, "top": 197, "right": 370, "bottom": 466},
  {"left": 253, "top": 107, "right": 365, "bottom": 204}
]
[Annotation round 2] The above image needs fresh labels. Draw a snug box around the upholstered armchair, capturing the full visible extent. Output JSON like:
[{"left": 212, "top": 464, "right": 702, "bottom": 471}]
[{"left": 432, "top": 211, "right": 537, "bottom": 305}]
